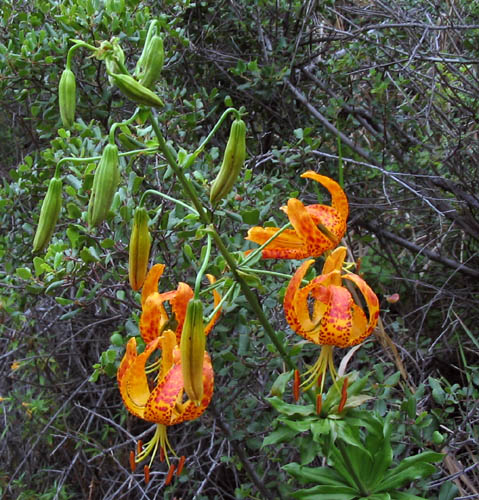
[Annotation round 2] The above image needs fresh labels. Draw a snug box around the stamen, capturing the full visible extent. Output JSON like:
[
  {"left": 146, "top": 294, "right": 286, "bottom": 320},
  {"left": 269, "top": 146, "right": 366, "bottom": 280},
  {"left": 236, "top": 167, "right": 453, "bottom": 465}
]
[
  {"left": 316, "top": 394, "right": 322, "bottom": 415},
  {"left": 160, "top": 447, "right": 165, "bottom": 463},
  {"left": 176, "top": 455, "right": 186, "bottom": 476},
  {"left": 293, "top": 369, "right": 300, "bottom": 402},
  {"left": 130, "top": 450, "right": 136, "bottom": 472},
  {"left": 145, "top": 357, "right": 162, "bottom": 374},
  {"left": 137, "top": 440, "right": 143, "bottom": 455},
  {"left": 144, "top": 465, "right": 150, "bottom": 484},
  {"left": 301, "top": 345, "right": 335, "bottom": 392},
  {"left": 165, "top": 464, "right": 176, "bottom": 485},
  {"left": 338, "top": 376, "right": 348, "bottom": 413}
]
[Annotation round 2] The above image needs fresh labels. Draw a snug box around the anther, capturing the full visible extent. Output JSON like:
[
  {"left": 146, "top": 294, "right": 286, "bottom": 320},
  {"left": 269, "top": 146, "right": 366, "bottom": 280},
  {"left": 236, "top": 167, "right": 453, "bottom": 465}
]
[
  {"left": 293, "top": 369, "right": 300, "bottom": 402},
  {"left": 176, "top": 455, "right": 186, "bottom": 476},
  {"left": 144, "top": 465, "right": 150, "bottom": 484},
  {"left": 165, "top": 463, "right": 176, "bottom": 485},
  {"left": 316, "top": 394, "right": 322, "bottom": 415},
  {"left": 129, "top": 450, "right": 136, "bottom": 472}
]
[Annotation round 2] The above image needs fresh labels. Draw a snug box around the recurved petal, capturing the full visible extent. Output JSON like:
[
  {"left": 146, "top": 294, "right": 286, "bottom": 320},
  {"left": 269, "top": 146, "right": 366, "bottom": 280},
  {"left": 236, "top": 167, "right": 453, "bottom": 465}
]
[
  {"left": 159, "top": 329, "right": 177, "bottom": 378},
  {"left": 172, "top": 351, "right": 214, "bottom": 425},
  {"left": 141, "top": 263, "right": 165, "bottom": 306},
  {"left": 144, "top": 362, "right": 184, "bottom": 425},
  {"left": 171, "top": 282, "right": 194, "bottom": 342},
  {"left": 205, "top": 274, "right": 221, "bottom": 335},
  {"left": 322, "top": 246, "right": 347, "bottom": 276},
  {"left": 119, "top": 337, "right": 160, "bottom": 420},
  {"left": 140, "top": 292, "right": 170, "bottom": 343},
  {"left": 246, "top": 226, "right": 298, "bottom": 247},
  {"left": 343, "top": 273, "right": 380, "bottom": 337},
  {"left": 117, "top": 336, "right": 138, "bottom": 385},
  {"left": 287, "top": 198, "right": 338, "bottom": 256},
  {"left": 284, "top": 259, "right": 315, "bottom": 335},
  {"left": 301, "top": 171, "right": 349, "bottom": 222},
  {"left": 347, "top": 303, "right": 368, "bottom": 346},
  {"left": 317, "top": 285, "right": 354, "bottom": 347}
]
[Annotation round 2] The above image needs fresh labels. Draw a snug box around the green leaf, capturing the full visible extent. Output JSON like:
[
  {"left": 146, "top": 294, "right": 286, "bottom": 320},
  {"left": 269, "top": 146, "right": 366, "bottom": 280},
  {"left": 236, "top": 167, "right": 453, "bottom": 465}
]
[
  {"left": 262, "top": 425, "right": 298, "bottom": 447},
  {"left": 270, "top": 370, "right": 294, "bottom": 397},
  {"left": 391, "top": 492, "right": 428, "bottom": 500},
  {"left": 311, "top": 419, "right": 331, "bottom": 441},
  {"left": 283, "top": 463, "right": 346, "bottom": 487},
  {"left": 16, "top": 267, "right": 33, "bottom": 280},
  {"left": 378, "top": 452, "right": 443, "bottom": 491},
  {"left": 291, "top": 484, "right": 359, "bottom": 500},
  {"left": 241, "top": 209, "right": 260, "bottom": 225},
  {"left": 266, "top": 396, "right": 314, "bottom": 417}
]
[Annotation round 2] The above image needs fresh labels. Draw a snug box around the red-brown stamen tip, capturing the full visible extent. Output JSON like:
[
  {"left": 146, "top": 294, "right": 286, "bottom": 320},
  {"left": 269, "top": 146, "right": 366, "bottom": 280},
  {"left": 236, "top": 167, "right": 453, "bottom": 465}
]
[
  {"left": 317, "top": 373, "right": 323, "bottom": 388},
  {"left": 176, "top": 455, "right": 186, "bottom": 476},
  {"left": 137, "top": 440, "right": 143, "bottom": 455},
  {"left": 338, "top": 377, "right": 349, "bottom": 413},
  {"left": 144, "top": 465, "right": 150, "bottom": 484},
  {"left": 316, "top": 394, "right": 322, "bottom": 415},
  {"left": 129, "top": 450, "right": 136, "bottom": 472},
  {"left": 293, "top": 369, "right": 300, "bottom": 402},
  {"left": 165, "top": 464, "right": 176, "bottom": 486},
  {"left": 160, "top": 446, "right": 165, "bottom": 463}
]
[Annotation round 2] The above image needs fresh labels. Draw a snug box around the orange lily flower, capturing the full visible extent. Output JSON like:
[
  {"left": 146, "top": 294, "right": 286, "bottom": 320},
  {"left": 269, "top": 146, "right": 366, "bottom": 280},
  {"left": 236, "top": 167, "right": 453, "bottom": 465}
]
[
  {"left": 284, "top": 246, "right": 379, "bottom": 390},
  {"left": 117, "top": 329, "right": 214, "bottom": 467},
  {"left": 245, "top": 171, "right": 348, "bottom": 259},
  {"left": 139, "top": 263, "right": 221, "bottom": 344}
]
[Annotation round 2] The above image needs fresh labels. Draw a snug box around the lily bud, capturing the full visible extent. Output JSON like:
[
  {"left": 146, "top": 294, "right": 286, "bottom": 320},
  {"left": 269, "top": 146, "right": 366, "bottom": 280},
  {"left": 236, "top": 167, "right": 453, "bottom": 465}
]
[
  {"left": 180, "top": 299, "right": 206, "bottom": 405},
  {"left": 129, "top": 206, "right": 151, "bottom": 291}
]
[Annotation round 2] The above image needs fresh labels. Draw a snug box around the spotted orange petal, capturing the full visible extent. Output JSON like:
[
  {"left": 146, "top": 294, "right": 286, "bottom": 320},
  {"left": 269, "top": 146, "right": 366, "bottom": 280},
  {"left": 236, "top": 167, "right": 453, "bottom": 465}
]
[
  {"left": 118, "top": 337, "right": 160, "bottom": 420},
  {"left": 159, "top": 329, "right": 177, "bottom": 378},
  {"left": 322, "top": 246, "right": 347, "bottom": 275},
  {"left": 144, "top": 362, "right": 184, "bottom": 424},
  {"left": 140, "top": 291, "right": 170, "bottom": 343},
  {"left": 245, "top": 226, "right": 310, "bottom": 259},
  {"left": 117, "top": 334, "right": 138, "bottom": 386},
  {"left": 141, "top": 263, "right": 165, "bottom": 306},
  {"left": 343, "top": 273, "right": 380, "bottom": 338},
  {"left": 171, "top": 282, "right": 194, "bottom": 342},
  {"left": 317, "top": 285, "right": 354, "bottom": 347},
  {"left": 286, "top": 198, "right": 339, "bottom": 256},
  {"left": 173, "top": 351, "right": 214, "bottom": 424},
  {"left": 284, "top": 259, "right": 315, "bottom": 336},
  {"left": 301, "top": 171, "right": 349, "bottom": 223}
]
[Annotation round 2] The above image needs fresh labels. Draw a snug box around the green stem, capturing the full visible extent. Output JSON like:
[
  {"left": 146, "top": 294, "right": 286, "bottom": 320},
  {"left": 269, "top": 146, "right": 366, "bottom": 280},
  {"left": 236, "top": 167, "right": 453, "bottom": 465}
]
[
  {"left": 108, "top": 109, "right": 140, "bottom": 144},
  {"left": 183, "top": 107, "right": 240, "bottom": 169},
  {"left": 194, "top": 234, "right": 212, "bottom": 298},
  {"left": 149, "top": 111, "right": 298, "bottom": 373},
  {"left": 237, "top": 267, "right": 293, "bottom": 280},
  {"left": 138, "top": 188, "right": 198, "bottom": 214},
  {"left": 336, "top": 440, "right": 369, "bottom": 496},
  {"left": 53, "top": 147, "right": 157, "bottom": 178},
  {"left": 336, "top": 123, "right": 344, "bottom": 188},
  {"left": 66, "top": 41, "right": 97, "bottom": 69},
  {"left": 203, "top": 280, "right": 235, "bottom": 323}
]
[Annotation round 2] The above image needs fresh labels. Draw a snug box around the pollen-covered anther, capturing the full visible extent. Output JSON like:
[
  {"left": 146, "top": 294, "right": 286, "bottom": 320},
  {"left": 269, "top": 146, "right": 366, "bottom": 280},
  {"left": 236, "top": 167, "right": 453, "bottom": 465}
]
[
  {"left": 293, "top": 369, "right": 300, "bottom": 402},
  {"left": 130, "top": 450, "right": 136, "bottom": 472},
  {"left": 144, "top": 465, "right": 150, "bottom": 484},
  {"left": 165, "top": 463, "right": 176, "bottom": 486},
  {"left": 176, "top": 455, "right": 186, "bottom": 476},
  {"left": 316, "top": 394, "right": 322, "bottom": 415}
]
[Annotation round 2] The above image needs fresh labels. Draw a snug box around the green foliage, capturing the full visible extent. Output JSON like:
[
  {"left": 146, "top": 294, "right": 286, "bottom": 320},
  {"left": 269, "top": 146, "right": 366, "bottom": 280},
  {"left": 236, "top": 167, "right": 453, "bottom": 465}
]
[{"left": 2, "top": 0, "right": 479, "bottom": 499}]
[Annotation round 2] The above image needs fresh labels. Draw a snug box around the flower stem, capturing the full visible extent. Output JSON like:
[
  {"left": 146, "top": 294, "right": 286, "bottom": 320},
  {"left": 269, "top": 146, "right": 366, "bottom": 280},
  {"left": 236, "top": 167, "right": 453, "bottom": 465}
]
[{"left": 149, "top": 111, "right": 298, "bottom": 374}]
